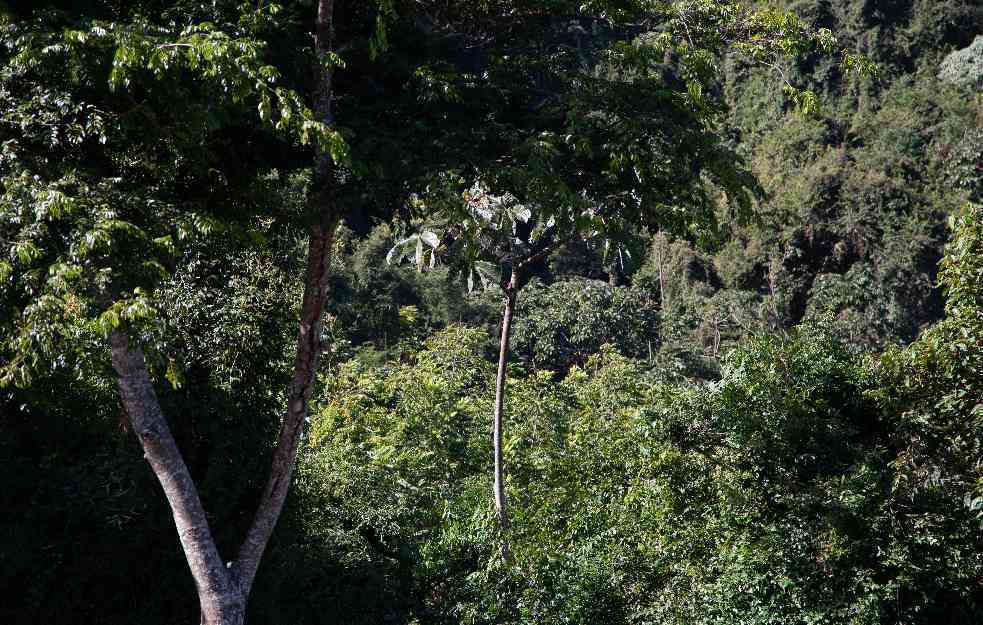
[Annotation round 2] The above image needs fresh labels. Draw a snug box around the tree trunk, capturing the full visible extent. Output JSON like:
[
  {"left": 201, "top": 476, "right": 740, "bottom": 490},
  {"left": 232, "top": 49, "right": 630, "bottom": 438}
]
[
  {"left": 656, "top": 244, "right": 667, "bottom": 308},
  {"left": 107, "top": 1, "right": 338, "bottom": 622},
  {"left": 110, "top": 331, "right": 245, "bottom": 625},
  {"left": 233, "top": 216, "right": 338, "bottom": 596},
  {"left": 492, "top": 272, "right": 518, "bottom": 561},
  {"left": 233, "top": 0, "right": 338, "bottom": 599},
  {"left": 199, "top": 597, "right": 246, "bottom": 625},
  {"left": 110, "top": 216, "right": 338, "bottom": 622}
]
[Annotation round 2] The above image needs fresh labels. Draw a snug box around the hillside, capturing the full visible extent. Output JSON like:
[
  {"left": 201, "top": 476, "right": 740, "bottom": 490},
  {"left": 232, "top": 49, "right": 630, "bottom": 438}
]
[{"left": 1, "top": 1, "right": 980, "bottom": 624}]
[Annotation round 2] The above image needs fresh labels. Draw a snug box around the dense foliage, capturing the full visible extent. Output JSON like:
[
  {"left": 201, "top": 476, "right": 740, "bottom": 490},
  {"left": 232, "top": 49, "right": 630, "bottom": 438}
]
[
  {"left": 298, "top": 204, "right": 982, "bottom": 625},
  {"left": 1, "top": 1, "right": 979, "bottom": 624}
]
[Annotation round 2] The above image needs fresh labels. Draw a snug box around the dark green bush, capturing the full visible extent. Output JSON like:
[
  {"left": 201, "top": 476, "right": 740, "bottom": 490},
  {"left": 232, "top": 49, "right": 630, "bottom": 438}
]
[{"left": 510, "top": 278, "right": 661, "bottom": 371}]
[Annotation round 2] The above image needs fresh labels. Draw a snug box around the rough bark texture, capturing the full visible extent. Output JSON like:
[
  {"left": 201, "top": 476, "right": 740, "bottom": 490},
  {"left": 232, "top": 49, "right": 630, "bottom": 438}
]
[
  {"left": 233, "top": 217, "right": 337, "bottom": 596},
  {"left": 107, "top": 1, "right": 338, "bottom": 622},
  {"left": 492, "top": 272, "right": 518, "bottom": 561},
  {"left": 234, "top": 0, "right": 338, "bottom": 599},
  {"left": 110, "top": 331, "right": 245, "bottom": 625}
]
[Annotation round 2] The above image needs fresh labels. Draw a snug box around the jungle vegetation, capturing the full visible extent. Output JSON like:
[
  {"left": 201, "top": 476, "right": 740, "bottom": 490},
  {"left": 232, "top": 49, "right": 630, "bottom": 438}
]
[{"left": 1, "top": 1, "right": 980, "bottom": 624}]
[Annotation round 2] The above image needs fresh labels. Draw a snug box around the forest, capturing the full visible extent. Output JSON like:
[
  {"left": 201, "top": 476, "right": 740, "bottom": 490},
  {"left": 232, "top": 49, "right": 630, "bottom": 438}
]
[{"left": 0, "top": 1, "right": 980, "bottom": 624}]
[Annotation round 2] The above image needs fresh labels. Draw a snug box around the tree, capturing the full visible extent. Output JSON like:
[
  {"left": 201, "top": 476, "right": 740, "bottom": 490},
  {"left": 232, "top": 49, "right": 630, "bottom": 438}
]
[
  {"left": 387, "top": 0, "right": 873, "bottom": 555},
  {"left": 0, "top": 2, "right": 348, "bottom": 622}
]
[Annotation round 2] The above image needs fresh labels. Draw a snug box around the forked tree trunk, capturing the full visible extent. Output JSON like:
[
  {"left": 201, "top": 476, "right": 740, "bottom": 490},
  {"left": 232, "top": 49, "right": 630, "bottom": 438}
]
[
  {"left": 112, "top": 216, "right": 338, "bottom": 624},
  {"left": 109, "top": 1, "right": 338, "bottom": 623},
  {"left": 492, "top": 271, "right": 518, "bottom": 561}
]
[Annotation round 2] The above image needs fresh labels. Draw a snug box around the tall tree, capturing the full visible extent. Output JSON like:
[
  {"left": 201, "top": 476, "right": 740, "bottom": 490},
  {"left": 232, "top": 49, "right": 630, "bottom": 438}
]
[
  {"left": 387, "top": 0, "right": 873, "bottom": 556},
  {"left": 0, "top": 1, "right": 349, "bottom": 622}
]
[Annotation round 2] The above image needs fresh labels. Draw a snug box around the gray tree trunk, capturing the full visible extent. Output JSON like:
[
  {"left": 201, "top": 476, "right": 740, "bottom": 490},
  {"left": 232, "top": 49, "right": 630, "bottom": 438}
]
[
  {"left": 233, "top": 217, "right": 338, "bottom": 597},
  {"left": 492, "top": 272, "right": 518, "bottom": 561},
  {"left": 108, "top": 1, "right": 338, "bottom": 622},
  {"left": 110, "top": 331, "right": 246, "bottom": 625},
  {"left": 235, "top": 0, "right": 341, "bottom": 599}
]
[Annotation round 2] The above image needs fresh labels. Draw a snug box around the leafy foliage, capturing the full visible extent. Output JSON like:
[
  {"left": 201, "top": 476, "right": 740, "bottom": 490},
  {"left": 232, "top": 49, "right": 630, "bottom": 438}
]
[
  {"left": 2, "top": 2, "right": 978, "bottom": 625},
  {"left": 510, "top": 277, "right": 661, "bottom": 371},
  {"left": 0, "top": 2, "right": 334, "bottom": 386},
  {"left": 302, "top": 288, "right": 982, "bottom": 625},
  {"left": 939, "top": 35, "right": 983, "bottom": 89}
]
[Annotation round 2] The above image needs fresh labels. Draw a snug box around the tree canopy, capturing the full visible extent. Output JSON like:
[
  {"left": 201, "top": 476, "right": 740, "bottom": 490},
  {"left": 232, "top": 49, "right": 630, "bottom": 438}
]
[{"left": 0, "top": 1, "right": 978, "bottom": 624}]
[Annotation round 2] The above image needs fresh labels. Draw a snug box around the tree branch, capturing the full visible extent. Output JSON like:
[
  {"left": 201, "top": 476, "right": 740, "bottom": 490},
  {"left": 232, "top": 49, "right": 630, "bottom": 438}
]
[
  {"left": 233, "top": 0, "right": 338, "bottom": 599},
  {"left": 109, "top": 330, "right": 240, "bottom": 615},
  {"left": 233, "top": 216, "right": 338, "bottom": 596}
]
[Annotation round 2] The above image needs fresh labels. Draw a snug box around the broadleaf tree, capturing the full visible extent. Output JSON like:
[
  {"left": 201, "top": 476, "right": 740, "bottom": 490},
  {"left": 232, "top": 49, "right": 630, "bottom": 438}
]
[
  {"left": 387, "top": 0, "right": 874, "bottom": 558},
  {"left": 0, "top": 1, "right": 352, "bottom": 622}
]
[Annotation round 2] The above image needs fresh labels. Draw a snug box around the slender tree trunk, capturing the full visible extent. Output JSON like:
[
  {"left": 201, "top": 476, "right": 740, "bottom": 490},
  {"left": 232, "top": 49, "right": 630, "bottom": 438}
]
[
  {"left": 233, "top": 216, "right": 338, "bottom": 595},
  {"left": 107, "top": 1, "right": 338, "bottom": 622},
  {"left": 492, "top": 272, "right": 518, "bottom": 561},
  {"left": 233, "top": 0, "right": 339, "bottom": 600},
  {"left": 110, "top": 331, "right": 245, "bottom": 625},
  {"left": 657, "top": 245, "right": 667, "bottom": 308}
]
